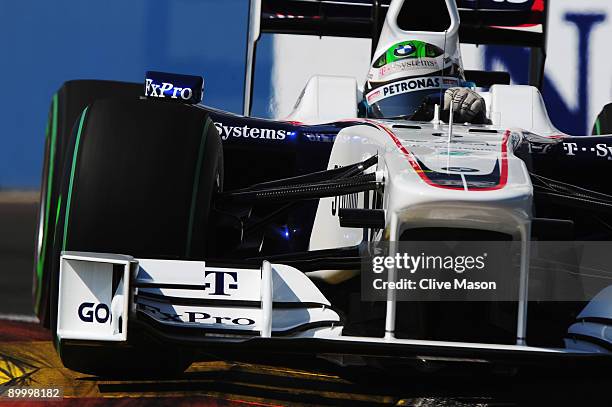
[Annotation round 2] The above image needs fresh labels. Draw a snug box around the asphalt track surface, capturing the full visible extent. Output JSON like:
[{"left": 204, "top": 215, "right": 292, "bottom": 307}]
[{"left": 1, "top": 191, "right": 612, "bottom": 406}]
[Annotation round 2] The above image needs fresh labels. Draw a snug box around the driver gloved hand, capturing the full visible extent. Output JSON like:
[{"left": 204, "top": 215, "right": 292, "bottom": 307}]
[{"left": 443, "top": 87, "right": 487, "bottom": 124}]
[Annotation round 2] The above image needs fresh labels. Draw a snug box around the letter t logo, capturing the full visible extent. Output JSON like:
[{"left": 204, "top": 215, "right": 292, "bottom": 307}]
[
  {"left": 563, "top": 142, "right": 578, "bottom": 156},
  {"left": 204, "top": 271, "right": 238, "bottom": 296}
]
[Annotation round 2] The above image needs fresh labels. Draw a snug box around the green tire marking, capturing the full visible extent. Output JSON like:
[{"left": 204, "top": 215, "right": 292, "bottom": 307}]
[
  {"left": 35, "top": 93, "right": 58, "bottom": 311},
  {"left": 62, "top": 107, "right": 89, "bottom": 251},
  {"left": 595, "top": 118, "right": 602, "bottom": 135},
  {"left": 53, "top": 195, "right": 62, "bottom": 247},
  {"left": 185, "top": 118, "right": 211, "bottom": 258}
]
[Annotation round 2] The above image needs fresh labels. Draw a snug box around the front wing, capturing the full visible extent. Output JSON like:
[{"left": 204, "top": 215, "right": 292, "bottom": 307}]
[{"left": 56, "top": 251, "right": 612, "bottom": 367}]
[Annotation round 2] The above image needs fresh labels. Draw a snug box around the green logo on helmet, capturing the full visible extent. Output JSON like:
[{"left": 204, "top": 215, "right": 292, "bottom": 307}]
[{"left": 373, "top": 40, "right": 445, "bottom": 68}]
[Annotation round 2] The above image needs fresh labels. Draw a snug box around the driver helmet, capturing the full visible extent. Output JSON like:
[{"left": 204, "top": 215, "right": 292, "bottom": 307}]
[{"left": 363, "top": 40, "right": 465, "bottom": 119}]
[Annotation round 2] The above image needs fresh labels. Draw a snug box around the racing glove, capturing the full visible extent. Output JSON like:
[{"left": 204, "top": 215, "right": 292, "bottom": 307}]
[{"left": 443, "top": 87, "right": 487, "bottom": 124}]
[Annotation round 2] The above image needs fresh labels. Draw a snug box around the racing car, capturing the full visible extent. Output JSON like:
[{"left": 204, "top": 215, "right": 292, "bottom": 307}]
[{"left": 32, "top": 0, "right": 612, "bottom": 376}]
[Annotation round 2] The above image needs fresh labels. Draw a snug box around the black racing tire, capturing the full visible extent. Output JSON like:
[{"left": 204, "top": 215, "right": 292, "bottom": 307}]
[
  {"left": 48, "top": 97, "right": 223, "bottom": 376},
  {"left": 593, "top": 103, "right": 612, "bottom": 135},
  {"left": 34, "top": 80, "right": 142, "bottom": 327}
]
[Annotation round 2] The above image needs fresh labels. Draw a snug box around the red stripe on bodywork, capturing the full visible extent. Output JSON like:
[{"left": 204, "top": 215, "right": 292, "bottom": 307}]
[
  {"left": 365, "top": 120, "right": 509, "bottom": 191},
  {"left": 532, "top": 0, "right": 544, "bottom": 12},
  {"left": 475, "top": 129, "right": 509, "bottom": 191}
]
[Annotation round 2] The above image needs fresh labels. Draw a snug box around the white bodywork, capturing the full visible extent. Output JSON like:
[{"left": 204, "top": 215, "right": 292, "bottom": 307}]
[
  {"left": 284, "top": 75, "right": 359, "bottom": 124},
  {"left": 57, "top": 252, "right": 341, "bottom": 342},
  {"left": 56, "top": 250, "right": 610, "bottom": 358},
  {"left": 57, "top": 251, "right": 593, "bottom": 357},
  {"left": 566, "top": 286, "right": 612, "bottom": 353},
  {"left": 301, "top": 83, "right": 555, "bottom": 269}
]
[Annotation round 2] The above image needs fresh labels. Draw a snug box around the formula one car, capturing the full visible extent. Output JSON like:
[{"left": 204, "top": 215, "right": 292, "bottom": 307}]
[{"left": 33, "top": 0, "right": 612, "bottom": 376}]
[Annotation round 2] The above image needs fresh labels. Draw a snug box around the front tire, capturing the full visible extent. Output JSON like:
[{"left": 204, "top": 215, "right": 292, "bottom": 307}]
[
  {"left": 48, "top": 97, "right": 223, "bottom": 376},
  {"left": 593, "top": 103, "right": 612, "bottom": 135},
  {"left": 34, "top": 80, "right": 142, "bottom": 326}
]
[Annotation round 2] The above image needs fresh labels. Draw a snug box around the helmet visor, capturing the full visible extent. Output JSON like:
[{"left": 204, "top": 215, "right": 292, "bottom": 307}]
[{"left": 365, "top": 76, "right": 460, "bottom": 119}]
